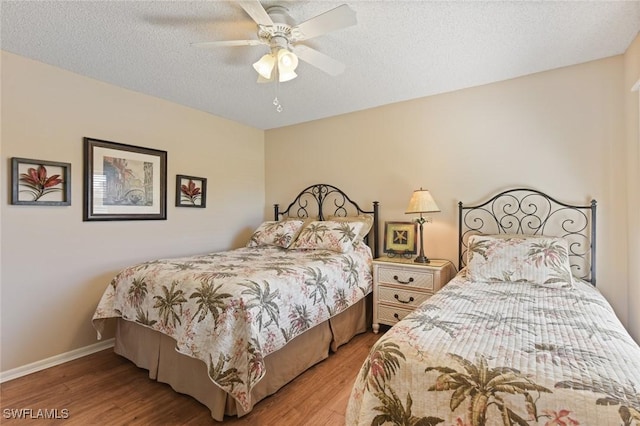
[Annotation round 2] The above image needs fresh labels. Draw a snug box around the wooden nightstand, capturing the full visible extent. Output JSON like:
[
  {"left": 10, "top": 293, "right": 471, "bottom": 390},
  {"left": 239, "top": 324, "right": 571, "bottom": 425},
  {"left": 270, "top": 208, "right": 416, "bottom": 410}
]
[{"left": 372, "top": 258, "right": 454, "bottom": 333}]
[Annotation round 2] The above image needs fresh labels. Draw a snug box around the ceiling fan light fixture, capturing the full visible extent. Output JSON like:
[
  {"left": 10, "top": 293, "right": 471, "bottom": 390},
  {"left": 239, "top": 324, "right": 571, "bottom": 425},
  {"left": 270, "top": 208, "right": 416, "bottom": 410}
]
[
  {"left": 252, "top": 53, "right": 276, "bottom": 79},
  {"left": 277, "top": 48, "right": 298, "bottom": 71},
  {"left": 278, "top": 68, "right": 297, "bottom": 82},
  {"left": 277, "top": 48, "right": 298, "bottom": 81}
]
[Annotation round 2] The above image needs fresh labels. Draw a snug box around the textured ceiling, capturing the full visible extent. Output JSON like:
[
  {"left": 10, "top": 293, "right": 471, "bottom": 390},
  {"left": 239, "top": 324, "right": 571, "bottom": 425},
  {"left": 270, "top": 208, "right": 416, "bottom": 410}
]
[{"left": 2, "top": 1, "right": 639, "bottom": 130}]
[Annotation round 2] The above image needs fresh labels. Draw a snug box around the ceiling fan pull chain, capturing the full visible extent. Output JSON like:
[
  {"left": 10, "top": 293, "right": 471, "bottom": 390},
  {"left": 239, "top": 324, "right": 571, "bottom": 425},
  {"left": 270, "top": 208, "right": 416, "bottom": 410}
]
[
  {"left": 273, "top": 72, "right": 283, "bottom": 112},
  {"left": 273, "top": 96, "right": 283, "bottom": 113}
]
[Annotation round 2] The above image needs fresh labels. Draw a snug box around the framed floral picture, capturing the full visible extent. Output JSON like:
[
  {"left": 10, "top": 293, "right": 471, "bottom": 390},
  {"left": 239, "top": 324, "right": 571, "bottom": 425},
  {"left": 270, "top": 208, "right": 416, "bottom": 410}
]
[
  {"left": 383, "top": 221, "right": 417, "bottom": 257},
  {"left": 176, "top": 175, "right": 207, "bottom": 208},
  {"left": 11, "top": 157, "right": 71, "bottom": 206},
  {"left": 83, "top": 137, "right": 167, "bottom": 221}
]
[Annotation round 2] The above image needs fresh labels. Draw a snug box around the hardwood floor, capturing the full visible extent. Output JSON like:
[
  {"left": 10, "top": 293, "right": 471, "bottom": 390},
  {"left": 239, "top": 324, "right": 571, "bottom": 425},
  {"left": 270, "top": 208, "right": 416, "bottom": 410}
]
[{"left": 0, "top": 330, "right": 384, "bottom": 425}]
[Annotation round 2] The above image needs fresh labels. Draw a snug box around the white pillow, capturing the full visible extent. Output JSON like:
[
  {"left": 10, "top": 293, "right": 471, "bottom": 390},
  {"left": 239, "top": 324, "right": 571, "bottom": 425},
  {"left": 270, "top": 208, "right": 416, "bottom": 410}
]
[
  {"left": 289, "top": 220, "right": 364, "bottom": 253},
  {"left": 247, "top": 220, "right": 305, "bottom": 249},
  {"left": 327, "top": 214, "right": 374, "bottom": 242},
  {"left": 467, "top": 234, "right": 573, "bottom": 287}
]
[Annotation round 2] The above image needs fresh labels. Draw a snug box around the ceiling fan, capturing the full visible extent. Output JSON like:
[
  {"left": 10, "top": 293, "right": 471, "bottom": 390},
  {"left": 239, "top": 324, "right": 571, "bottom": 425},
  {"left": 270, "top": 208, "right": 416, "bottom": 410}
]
[{"left": 192, "top": 1, "right": 357, "bottom": 83}]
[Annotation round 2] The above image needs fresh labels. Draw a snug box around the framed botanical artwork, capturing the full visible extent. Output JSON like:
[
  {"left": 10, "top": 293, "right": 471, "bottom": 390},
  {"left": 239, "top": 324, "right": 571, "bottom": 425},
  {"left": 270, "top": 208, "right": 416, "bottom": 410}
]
[
  {"left": 176, "top": 175, "right": 207, "bottom": 208},
  {"left": 383, "top": 221, "right": 417, "bottom": 257},
  {"left": 83, "top": 137, "right": 167, "bottom": 221},
  {"left": 11, "top": 157, "right": 71, "bottom": 206}
]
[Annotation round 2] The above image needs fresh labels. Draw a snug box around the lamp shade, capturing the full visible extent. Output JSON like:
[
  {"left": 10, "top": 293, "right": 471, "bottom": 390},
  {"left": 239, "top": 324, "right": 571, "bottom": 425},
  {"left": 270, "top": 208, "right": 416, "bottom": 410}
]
[
  {"left": 405, "top": 188, "right": 440, "bottom": 214},
  {"left": 277, "top": 49, "right": 298, "bottom": 71},
  {"left": 277, "top": 49, "right": 298, "bottom": 82},
  {"left": 278, "top": 68, "right": 298, "bottom": 82},
  {"left": 252, "top": 53, "right": 276, "bottom": 79}
]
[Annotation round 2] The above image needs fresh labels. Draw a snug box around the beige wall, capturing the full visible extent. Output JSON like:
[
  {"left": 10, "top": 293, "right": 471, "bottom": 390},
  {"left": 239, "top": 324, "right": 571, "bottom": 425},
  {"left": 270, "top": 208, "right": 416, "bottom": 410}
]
[
  {"left": 266, "top": 55, "right": 632, "bottom": 335},
  {"left": 624, "top": 33, "right": 640, "bottom": 342},
  {"left": 0, "top": 51, "right": 265, "bottom": 372}
]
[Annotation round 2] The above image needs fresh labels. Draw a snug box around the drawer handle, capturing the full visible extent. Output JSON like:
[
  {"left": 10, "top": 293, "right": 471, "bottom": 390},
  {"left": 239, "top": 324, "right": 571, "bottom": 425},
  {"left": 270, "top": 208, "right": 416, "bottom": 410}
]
[
  {"left": 393, "top": 313, "right": 400, "bottom": 320},
  {"left": 393, "top": 275, "right": 414, "bottom": 285},
  {"left": 394, "top": 294, "right": 415, "bottom": 304}
]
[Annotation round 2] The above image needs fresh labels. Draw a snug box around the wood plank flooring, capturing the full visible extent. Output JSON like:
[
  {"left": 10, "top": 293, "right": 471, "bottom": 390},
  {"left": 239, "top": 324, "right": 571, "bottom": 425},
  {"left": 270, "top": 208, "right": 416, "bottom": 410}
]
[{"left": 0, "top": 329, "right": 384, "bottom": 425}]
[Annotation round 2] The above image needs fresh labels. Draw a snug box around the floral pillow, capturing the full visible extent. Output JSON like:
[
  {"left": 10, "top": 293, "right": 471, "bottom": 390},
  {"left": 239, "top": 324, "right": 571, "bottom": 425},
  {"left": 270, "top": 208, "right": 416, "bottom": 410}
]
[
  {"left": 466, "top": 234, "right": 574, "bottom": 287},
  {"left": 289, "top": 220, "right": 364, "bottom": 253},
  {"left": 246, "top": 220, "right": 305, "bottom": 249},
  {"left": 327, "top": 214, "right": 374, "bottom": 243}
]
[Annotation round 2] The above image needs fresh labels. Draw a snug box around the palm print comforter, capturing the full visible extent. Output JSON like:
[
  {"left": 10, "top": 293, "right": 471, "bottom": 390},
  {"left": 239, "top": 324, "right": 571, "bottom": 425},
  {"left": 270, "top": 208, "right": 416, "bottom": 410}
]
[
  {"left": 93, "top": 244, "right": 372, "bottom": 411},
  {"left": 347, "top": 272, "right": 640, "bottom": 425}
]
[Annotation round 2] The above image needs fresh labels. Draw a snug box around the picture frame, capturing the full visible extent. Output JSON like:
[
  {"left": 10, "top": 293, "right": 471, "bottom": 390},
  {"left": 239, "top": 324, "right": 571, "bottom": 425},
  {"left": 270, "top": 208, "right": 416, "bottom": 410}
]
[
  {"left": 83, "top": 137, "right": 167, "bottom": 221},
  {"left": 176, "top": 174, "right": 207, "bottom": 208},
  {"left": 383, "top": 221, "right": 417, "bottom": 256},
  {"left": 11, "top": 157, "right": 71, "bottom": 206}
]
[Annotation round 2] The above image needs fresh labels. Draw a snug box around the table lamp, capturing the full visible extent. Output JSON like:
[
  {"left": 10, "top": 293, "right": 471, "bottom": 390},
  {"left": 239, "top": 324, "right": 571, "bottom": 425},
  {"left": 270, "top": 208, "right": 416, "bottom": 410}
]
[{"left": 405, "top": 188, "right": 440, "bottom": 263}]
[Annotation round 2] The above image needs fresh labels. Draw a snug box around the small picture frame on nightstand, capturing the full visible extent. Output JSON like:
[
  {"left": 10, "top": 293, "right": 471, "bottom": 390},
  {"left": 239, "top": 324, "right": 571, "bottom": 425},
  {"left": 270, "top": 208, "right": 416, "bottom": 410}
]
[{"left": 383, "top": 221, "right": 417, "bottom": 257}]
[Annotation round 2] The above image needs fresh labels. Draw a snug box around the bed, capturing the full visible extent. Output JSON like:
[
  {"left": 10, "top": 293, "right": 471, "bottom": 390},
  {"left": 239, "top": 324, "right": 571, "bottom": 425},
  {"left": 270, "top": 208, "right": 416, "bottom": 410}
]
[
  {"left": 92, "top": 183, "right": 380, "bottom": 421},
  {"left": 347, "top": 188, "right": 640, "bottom": 426}
]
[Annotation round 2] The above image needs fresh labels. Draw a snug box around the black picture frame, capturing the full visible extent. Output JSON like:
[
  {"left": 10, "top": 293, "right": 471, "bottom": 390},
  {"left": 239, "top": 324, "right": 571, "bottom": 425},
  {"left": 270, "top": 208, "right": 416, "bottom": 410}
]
[
  {"left": 11, "top": 157, "right": 71, "bottom": 206},
  {"left": 383, "top": 221, "right": 418, "bottom": 256},
  {"left": 83, "top": 137, "right": 167, "bottom": 221},
  {"left": 176, "top": 174, "right": 207, "bottom": 208}
]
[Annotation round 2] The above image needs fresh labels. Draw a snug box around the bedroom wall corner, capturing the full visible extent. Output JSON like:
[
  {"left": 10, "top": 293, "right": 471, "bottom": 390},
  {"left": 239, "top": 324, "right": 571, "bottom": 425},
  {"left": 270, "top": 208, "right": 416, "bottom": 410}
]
[
  {"left": 0, "top": 51, "right": 265, "bottom": 373},
  {"left": 623, "top": 32, "right": 640, "bottom": 344}
]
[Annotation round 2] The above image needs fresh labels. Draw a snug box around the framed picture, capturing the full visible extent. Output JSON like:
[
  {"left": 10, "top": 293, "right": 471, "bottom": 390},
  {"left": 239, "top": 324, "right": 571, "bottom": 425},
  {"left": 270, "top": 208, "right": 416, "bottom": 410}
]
[
  {"left": 11, "top": 157, "right": 71, "bottom": 206},
  {"left": 176, "top": 175, "right": 207, "bottom": 208},
  {"left": 83, "top": 137, "right": 167, "bottom": 221},
  {"left": 383, "top": 221, "right": 417, "bottom": 256}
]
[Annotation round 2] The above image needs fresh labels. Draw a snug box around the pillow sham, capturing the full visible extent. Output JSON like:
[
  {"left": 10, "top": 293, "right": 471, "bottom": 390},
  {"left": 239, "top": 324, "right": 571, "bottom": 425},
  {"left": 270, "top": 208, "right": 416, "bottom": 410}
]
[
  {"left": 246, "top": 220, "right": 305, "bottom": 249},
  {"left": 466, "top": 234, "right": 574, "bottom": 287},
  {"left": 327, "top": 214, "right": 373, "bottom": 242},
  {"left": 289, "top": 220, "right": 365, "bottom": 253},
  {"left": 283, "top": 216, "right": 318, "bottom": 241}
]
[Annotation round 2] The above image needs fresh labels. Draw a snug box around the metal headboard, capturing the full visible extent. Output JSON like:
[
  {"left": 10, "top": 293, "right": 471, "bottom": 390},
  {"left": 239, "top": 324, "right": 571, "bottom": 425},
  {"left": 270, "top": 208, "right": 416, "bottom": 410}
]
[
  {"left": 458, "top": 188, "right": 597, "bottom": 285},
  {"left": 274, "top": 183, "right": 380, "bottom": 258}
]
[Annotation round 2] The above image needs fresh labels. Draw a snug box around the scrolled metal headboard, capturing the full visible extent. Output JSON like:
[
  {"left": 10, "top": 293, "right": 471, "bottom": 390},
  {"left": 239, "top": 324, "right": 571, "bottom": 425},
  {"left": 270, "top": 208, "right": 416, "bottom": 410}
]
[
  {"left": 458, "top": 188, "right": 597, "bottom": 285},
  {"left": 274, "top": 184, "right": 380, "bottom": 258}
]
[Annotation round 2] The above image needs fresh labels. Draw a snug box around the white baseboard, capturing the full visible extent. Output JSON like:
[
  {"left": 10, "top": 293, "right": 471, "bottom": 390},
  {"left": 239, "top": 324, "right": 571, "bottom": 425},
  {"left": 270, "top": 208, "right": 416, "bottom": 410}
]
[{"left": 0, "top": 338, "right": 115, "bottom": 383}]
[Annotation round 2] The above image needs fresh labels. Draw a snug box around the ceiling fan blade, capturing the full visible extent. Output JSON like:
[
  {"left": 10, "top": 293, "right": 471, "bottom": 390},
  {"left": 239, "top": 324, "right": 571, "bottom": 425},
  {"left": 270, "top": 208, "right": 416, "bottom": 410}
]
[
  {"left": 238, "top": 0, "right": 273, "bottom": 27},
  {"left": 292, "top": 45, "right": 346, "bottom": 76},
  {"left": 292, "top": 4, "right": 356, "bottom": 41},
  {"left": 191, "top": 39, "right": 265, "bottom": 48}
]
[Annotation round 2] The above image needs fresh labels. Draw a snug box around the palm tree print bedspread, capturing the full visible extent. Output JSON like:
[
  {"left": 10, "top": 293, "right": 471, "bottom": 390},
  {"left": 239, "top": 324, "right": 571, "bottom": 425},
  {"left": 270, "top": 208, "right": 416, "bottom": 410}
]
[
  {"left": 347, "top": 273, "right": 640, "bottom": 425},
  {"left": 93, "top": 244, "right": 373, "bottom": 411}
]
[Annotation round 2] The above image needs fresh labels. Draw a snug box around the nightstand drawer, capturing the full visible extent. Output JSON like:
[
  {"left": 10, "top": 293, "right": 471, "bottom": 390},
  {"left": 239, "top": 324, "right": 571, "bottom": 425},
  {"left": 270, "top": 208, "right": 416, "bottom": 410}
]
[
  {"left": 377, "top": 304, "right": 413, "bottom": 325},
  {"left": 378, "top": 286, "right": 430, "bottom": 308},
  {"left": 377, "top": 267, "right": 434, "bottom": 290},
  {"left": 372, "top": 258, "right": 453, "bottom": 333}
]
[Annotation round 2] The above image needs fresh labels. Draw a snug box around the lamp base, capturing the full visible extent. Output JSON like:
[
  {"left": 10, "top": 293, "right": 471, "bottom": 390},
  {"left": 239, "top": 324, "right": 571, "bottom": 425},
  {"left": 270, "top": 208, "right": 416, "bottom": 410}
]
[{"left": 414, "top": 255, "right": 430, "bottom": 264}]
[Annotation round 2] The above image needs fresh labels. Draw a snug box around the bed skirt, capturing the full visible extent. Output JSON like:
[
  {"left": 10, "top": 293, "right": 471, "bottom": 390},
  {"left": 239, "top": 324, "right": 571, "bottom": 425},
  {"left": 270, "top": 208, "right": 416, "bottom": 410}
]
[{"left": 113, "top": 294, "right": 371, "bottom": 421}]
